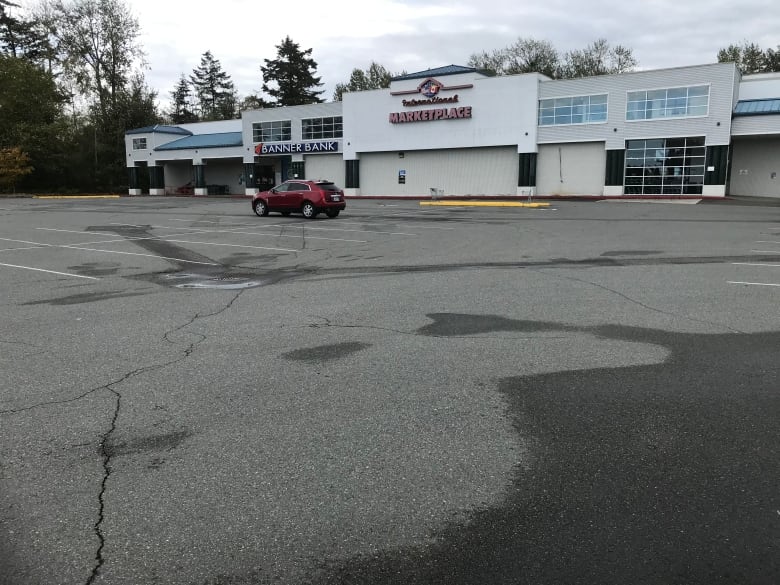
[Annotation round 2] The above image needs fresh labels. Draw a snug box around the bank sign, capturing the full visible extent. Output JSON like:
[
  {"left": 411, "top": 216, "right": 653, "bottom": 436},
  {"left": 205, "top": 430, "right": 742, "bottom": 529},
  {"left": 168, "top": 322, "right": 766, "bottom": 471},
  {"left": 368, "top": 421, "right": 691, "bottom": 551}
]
[{"left": 254, "top": 141, "right": 339, "bottom": 155}]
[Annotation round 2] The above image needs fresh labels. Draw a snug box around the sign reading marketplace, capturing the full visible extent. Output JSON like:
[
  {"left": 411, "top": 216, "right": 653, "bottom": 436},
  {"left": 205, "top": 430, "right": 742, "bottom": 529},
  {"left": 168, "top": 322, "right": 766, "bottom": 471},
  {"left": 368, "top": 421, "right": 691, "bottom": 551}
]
[
  {"left": 254, "top": 141, "right": 339, "bottom": 155},
  {"left": 389, "top": 107, "right": 473, "bottom": 124}
]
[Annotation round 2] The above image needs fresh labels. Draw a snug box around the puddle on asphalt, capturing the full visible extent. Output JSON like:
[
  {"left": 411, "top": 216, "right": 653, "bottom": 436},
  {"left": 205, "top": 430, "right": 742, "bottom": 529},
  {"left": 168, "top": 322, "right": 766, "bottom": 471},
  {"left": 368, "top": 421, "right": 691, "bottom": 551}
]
[{"left": 165, "top": 273, "right": 264, "bottom": 290}]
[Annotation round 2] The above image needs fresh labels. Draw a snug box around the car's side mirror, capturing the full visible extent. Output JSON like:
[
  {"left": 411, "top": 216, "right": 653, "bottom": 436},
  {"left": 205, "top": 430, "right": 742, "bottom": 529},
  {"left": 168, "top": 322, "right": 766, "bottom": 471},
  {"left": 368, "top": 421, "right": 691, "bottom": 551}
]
[{"left": 270, "top": 188, "right": 276, "bottom": 194}]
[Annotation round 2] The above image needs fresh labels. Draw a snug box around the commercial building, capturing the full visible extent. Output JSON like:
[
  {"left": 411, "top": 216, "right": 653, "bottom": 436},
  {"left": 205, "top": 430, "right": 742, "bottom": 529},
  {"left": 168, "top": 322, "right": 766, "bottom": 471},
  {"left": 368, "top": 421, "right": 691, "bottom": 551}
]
[{"left": 125, "top": 62, "right": 780, "bottom": 199}]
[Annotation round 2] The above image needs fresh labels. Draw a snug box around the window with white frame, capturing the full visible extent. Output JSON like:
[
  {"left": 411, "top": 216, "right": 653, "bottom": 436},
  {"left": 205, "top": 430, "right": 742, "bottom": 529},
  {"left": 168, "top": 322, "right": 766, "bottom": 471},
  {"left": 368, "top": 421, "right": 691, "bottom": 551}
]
[
  {"left": 252, "top": 120, "right": 291, "bottom": 142},
  {"left": 626, "top": 85, "right": 709, "bottom": 121},
  {"left": 538, "top": 94, "right": 608, "bottom": 126},
  {"left": 302, "top": 116, "right": 343, "bottom": 140},
  {"left": 132, "top": 138, "right": 147, "bottom": 150}
]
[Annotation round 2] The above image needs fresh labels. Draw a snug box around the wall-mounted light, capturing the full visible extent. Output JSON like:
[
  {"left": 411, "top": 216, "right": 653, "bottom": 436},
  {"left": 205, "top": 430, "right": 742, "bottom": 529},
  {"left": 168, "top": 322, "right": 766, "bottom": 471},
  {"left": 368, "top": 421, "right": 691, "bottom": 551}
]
[{"left": 398, "top": 152, "right": 404, "bottom": 158}]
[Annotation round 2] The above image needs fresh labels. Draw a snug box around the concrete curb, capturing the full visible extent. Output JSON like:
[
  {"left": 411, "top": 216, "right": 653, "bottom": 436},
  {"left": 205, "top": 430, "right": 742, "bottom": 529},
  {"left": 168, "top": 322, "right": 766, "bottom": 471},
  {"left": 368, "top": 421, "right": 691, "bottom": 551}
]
[{"left": 420, "top": 200, "right": 550, "bottom": 208}]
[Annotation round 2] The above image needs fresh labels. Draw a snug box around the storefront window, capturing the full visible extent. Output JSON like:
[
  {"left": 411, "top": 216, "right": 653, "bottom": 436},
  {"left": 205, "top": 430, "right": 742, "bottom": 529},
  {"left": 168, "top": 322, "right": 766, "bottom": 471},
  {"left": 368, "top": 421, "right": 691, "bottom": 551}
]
[
  {"left": 538, "top": 94, "right": 608, "bottom": 126},
  {"left": 302, "top": 117, "right": 343, "bottom": 140},
  {"left": 624, "top": 137, "right": 705, "bottom": 195},
  {"left": 252, "top": 121, "right": 291, "bottom": 142},
  {"left": 626, "top": 86, "right": 709, "bottom": 121}
]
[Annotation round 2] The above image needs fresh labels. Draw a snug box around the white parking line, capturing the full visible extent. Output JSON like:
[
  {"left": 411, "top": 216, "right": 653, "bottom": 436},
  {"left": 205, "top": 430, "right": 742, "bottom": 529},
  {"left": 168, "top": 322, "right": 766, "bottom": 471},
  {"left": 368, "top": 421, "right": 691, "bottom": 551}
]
[
  {"left": 0, "top": 262, "right": 99, "bottom": 280},
  {"left": 733, "top": 262, "right": 780, "bottom": 268},
  {"left": 259, "top": 223, "right": 417, "bottom": 236},
  {"left": 150, "top": 224, "right": 367, "bottom": 243},
  {"left": 156, "top": 238, "right": 297, "bottom": 252},
  {"left": 62, "top": 246, "right": 219, "bottom": 265},
  {"left": 750, "top": 250, "right": 780, "bottom": 255},
  {"left": 756, "top": 241, "right": 780, "bottom": 245},
  {"left": 728, "top": 281, "right": 780, "bottom": 287},
  {"left": 0, "top": 235, "right": 222, "bottom": 265},
  {"left": 0, "top": 237, "right": 53, "bottom": 247}
]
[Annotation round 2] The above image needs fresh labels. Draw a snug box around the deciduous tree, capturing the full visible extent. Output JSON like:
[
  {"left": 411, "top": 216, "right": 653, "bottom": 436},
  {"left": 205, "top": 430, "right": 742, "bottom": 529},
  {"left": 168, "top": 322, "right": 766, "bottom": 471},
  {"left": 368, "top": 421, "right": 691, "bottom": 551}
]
[{"left": 0, "top": 147, "right": 34, "bottom": 193}]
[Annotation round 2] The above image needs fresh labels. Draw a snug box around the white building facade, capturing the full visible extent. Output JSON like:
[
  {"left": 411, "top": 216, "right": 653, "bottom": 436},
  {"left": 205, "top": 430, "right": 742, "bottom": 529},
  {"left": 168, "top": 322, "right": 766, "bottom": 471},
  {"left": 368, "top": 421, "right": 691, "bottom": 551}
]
[{"left": 125, "top": 63, "right": 780, "bottom": 199}]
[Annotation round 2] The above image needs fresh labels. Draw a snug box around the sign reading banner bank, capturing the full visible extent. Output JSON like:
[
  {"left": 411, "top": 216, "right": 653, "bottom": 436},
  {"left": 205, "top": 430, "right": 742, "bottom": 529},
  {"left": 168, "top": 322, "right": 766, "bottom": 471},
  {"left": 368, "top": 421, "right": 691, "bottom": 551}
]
[{"left": 255, "top": 141, "right": 340, "bottom": 155}]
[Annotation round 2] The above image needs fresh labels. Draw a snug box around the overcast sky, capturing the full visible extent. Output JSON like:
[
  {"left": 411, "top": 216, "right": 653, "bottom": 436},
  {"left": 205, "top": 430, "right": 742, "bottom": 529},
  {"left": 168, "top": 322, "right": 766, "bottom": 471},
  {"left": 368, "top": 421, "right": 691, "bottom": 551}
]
[{"left": 18, "top": 0, "right": 780, "bottom": 107}]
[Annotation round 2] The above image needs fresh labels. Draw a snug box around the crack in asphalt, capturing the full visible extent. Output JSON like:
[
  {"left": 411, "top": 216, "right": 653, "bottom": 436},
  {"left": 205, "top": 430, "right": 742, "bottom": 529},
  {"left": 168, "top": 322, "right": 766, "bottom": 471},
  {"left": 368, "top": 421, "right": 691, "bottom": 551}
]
[
  {"left": 86, "top": 387, "right": 120, "bottom": 585},
  {"left": 528, "top": 268, "right": 747, "bottom": 334},
  {"left": 0, "top": 289, "right": 246, "bottom": 583}
]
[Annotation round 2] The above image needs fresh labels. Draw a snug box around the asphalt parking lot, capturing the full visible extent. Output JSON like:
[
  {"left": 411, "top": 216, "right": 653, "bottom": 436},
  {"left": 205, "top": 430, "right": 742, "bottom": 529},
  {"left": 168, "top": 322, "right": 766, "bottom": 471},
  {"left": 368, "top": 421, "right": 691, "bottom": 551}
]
[{"left": 1, "top": 196, "right": 778, "bottom": 585}]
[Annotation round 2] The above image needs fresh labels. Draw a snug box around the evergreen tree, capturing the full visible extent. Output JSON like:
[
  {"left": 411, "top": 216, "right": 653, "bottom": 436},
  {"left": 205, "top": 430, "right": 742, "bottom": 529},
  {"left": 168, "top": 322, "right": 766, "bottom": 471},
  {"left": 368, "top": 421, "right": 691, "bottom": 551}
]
[
  {"left": 169, "top": 74, "right": 198, "bottom": 124},
  {"left": 190, "top": 50, "right": 236, "bottom": 121},
  {"left": 718, "top": 41, "right": 780, "bottom": 73},
  {"left": 333, "top": 62, "right": 396, "bottom": 101},
  {"left": 261, "top": 36, "right": 324, "bottom": 106}
]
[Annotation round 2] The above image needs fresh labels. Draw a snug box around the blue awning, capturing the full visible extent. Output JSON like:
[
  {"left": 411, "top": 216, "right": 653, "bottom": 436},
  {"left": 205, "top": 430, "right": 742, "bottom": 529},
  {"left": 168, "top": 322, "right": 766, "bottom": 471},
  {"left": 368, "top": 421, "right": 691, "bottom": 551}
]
[
  {"left": 155, "top": 132, "right": 243, "bottom": 151},
  {"left": 734, "top": 98, "right": 780, "bottom": 116}
]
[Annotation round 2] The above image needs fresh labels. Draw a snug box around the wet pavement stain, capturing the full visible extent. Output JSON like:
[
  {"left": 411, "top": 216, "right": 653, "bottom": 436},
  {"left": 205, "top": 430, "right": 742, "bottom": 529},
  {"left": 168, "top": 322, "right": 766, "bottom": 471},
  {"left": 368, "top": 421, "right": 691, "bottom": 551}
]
[
  {"left": 313, "top": 322, "right": 780, "bottom": 585},
  {"left": 103, "top": 429, "right": 192, "bottom": 458},
  {"left": 601, "top": 250, "right": 663, "bottom": 256},
  {"left": 283, "top": 342, "right": 372, "bottom": 363},
  {"left": 22, "top": 290, "right": 149, "bottom": 306},
  {"left": 417, "top": 313, "right": 578, "bottom": 337},
  {"left": 66, "top": 262, "right": 122, "bottom": 277}
]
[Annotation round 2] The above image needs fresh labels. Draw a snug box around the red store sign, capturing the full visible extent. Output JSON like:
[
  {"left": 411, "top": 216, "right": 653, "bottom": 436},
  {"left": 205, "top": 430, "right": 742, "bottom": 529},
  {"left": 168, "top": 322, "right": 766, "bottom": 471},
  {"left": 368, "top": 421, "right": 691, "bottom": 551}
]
[{"left": 389, "top": 107, "right": 473, "bottom": 123}]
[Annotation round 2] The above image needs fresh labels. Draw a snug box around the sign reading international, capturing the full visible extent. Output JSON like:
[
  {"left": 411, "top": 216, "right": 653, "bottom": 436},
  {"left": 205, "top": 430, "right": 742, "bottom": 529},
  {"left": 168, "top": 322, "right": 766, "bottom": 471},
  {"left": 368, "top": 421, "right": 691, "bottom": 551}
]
[
  {"left": 389, "top": 76, "right": 474, "bottom": 124},
  {"left": 255, "top": 141, "right": 339, "bottom": 155}
]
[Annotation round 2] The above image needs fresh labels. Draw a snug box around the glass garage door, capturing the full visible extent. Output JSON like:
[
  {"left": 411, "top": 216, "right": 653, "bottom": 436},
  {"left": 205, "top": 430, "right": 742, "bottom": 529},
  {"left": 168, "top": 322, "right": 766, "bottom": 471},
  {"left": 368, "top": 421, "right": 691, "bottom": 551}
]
[{"left": 624, "top": 137, "right": 705, "bottom": 195}]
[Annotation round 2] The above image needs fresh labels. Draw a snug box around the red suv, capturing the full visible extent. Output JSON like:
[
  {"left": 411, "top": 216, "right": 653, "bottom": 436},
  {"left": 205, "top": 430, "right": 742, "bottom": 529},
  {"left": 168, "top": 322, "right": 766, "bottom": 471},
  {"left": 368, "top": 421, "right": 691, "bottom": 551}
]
[{"left": 252, "top": 180, "right": 346, "bottom": 219}]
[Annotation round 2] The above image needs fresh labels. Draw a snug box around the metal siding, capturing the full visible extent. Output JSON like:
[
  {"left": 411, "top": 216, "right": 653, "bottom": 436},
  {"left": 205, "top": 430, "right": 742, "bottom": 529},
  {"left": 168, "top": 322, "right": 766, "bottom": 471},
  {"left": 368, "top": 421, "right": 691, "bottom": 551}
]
[
  {"left": 731, "top": 116, "right": 780, "bottom": 136},
  {"left": 537, "top": 142, "right": 606, "bottom": 195},
  {"left": 360, "top": 147, "right": 519, "bottom": 196},
  {"left": 729, "top": 138, "right": 780, "bottom": 198},
  {"left": 538, "top": 63, "right": 737, "bottom": 149},
  {"left": 304, "top": 154, "right": 344, "bottom": 184}
]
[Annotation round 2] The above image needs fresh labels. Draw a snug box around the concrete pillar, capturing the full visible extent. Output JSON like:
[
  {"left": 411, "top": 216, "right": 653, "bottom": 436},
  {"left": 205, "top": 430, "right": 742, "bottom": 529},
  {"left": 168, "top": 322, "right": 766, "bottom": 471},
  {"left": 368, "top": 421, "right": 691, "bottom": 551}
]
[
  {"left": 243, "top": 163, "right": 257, "bottom": 197},
  {"left": 128, "top": 166, "right": 142, "bottom": 196},
  {"left": 149, "top": 165, "right": 165, "bottom": 196},
  {"left": 193, "top": 164, "right": 207, "bottom": 196}
]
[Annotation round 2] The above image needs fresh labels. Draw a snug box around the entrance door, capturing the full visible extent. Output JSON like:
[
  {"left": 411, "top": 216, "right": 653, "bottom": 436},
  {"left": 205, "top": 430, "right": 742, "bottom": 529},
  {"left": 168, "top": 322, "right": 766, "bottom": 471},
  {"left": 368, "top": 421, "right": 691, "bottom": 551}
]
[{"left": 256, "top": 164, "right": 276, "bottom": 189}]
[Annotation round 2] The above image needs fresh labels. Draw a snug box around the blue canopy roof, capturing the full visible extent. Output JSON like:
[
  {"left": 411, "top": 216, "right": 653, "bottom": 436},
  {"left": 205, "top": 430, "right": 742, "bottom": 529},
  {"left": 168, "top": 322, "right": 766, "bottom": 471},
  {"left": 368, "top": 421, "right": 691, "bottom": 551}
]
[
  {"left": 392, "top": 65, "right": 493, "bottom": 81},
  {"left": 734, "top": 98, "right": 780, "bottom": 116},
  {"left": 126, "top": 125, "right": 192, "bottom": 136},
  {"left": 155, "top": 132, "right": 243, "bottom": 151}
]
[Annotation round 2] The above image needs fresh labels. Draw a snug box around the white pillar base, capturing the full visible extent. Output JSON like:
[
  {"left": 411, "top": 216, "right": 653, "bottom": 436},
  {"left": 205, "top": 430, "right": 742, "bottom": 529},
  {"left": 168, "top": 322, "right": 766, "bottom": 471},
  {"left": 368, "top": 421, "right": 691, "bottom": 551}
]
[
  {"left": 702, "top": 185, "right": 726, "bottom": 197},
  {"left": 128, "top": 188, "right": 142, "bottom": 196},
  {"left": 517, "top": 187, "right": 536, "bottom": 197},
  {"left": 245, "top": 188, "right": 259, "bottom": 197},
  {"left": 194, "top": 187, "right": 208, "bottom": 196},
  {"left": 149, "top": 188, "right": 165, "bottom": 196},
  {"left": 344, "top": 188, "right": 360, "bottom": 197},
  {"left": 603, "top": 186, "right": 623, "bottom": 196}
]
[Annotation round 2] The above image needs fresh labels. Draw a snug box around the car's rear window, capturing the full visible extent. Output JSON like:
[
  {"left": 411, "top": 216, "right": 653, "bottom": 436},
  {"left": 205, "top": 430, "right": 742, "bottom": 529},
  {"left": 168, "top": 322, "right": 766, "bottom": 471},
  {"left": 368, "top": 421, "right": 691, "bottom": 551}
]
[{"left": 317, "top": 182, "right": 341, "bottom": 191}]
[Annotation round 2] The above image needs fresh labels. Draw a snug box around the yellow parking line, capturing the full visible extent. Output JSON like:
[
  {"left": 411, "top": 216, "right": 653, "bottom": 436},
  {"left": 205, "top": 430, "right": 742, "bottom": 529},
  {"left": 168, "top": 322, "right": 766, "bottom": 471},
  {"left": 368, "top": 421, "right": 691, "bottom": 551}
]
[
  {"left": 33, "top": 195, "right": 121, "bottom": 199},
  {"left": 420, "top": 200, "right": 550, "bottom": 208}
]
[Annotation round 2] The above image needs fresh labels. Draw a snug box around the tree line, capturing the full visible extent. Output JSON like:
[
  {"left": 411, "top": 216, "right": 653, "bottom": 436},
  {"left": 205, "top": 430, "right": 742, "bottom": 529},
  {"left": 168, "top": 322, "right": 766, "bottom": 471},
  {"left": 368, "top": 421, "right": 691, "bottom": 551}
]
[{"left": 1, "top": 0, "right": 778, "bottom": 194}]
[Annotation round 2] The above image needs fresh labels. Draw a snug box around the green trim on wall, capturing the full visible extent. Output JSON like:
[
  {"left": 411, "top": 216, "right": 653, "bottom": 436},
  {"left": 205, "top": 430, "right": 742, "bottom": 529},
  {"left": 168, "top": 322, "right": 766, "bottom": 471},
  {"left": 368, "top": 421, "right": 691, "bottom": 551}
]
[
  {"left": 605, "top": 150, "right": 625, "bottom": 186},
  {"left": 518, "top": 153, "right": 537, "bottom": 187},
  {"left": 346, "top": 159, "right": 360, "bottom": 189},
  {"left": 705, "top": 145, "right": 729, "bottom": 185}
]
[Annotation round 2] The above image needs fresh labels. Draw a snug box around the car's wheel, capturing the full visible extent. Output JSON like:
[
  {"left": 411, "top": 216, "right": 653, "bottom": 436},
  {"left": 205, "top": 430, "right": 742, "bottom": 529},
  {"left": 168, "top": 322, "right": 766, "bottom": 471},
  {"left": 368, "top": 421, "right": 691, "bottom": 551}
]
[
  {"left": 301, "top": 201, "right": 317, "bottom": 219},
  {"left": 253, "top": 199, "right": 268, "bottom": 217},
  {"left": 325, "top": 209, "right": 340, "bottom": 218},
  {"left": 281, "top": 211, "right": 291, "bottom": 216}
]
